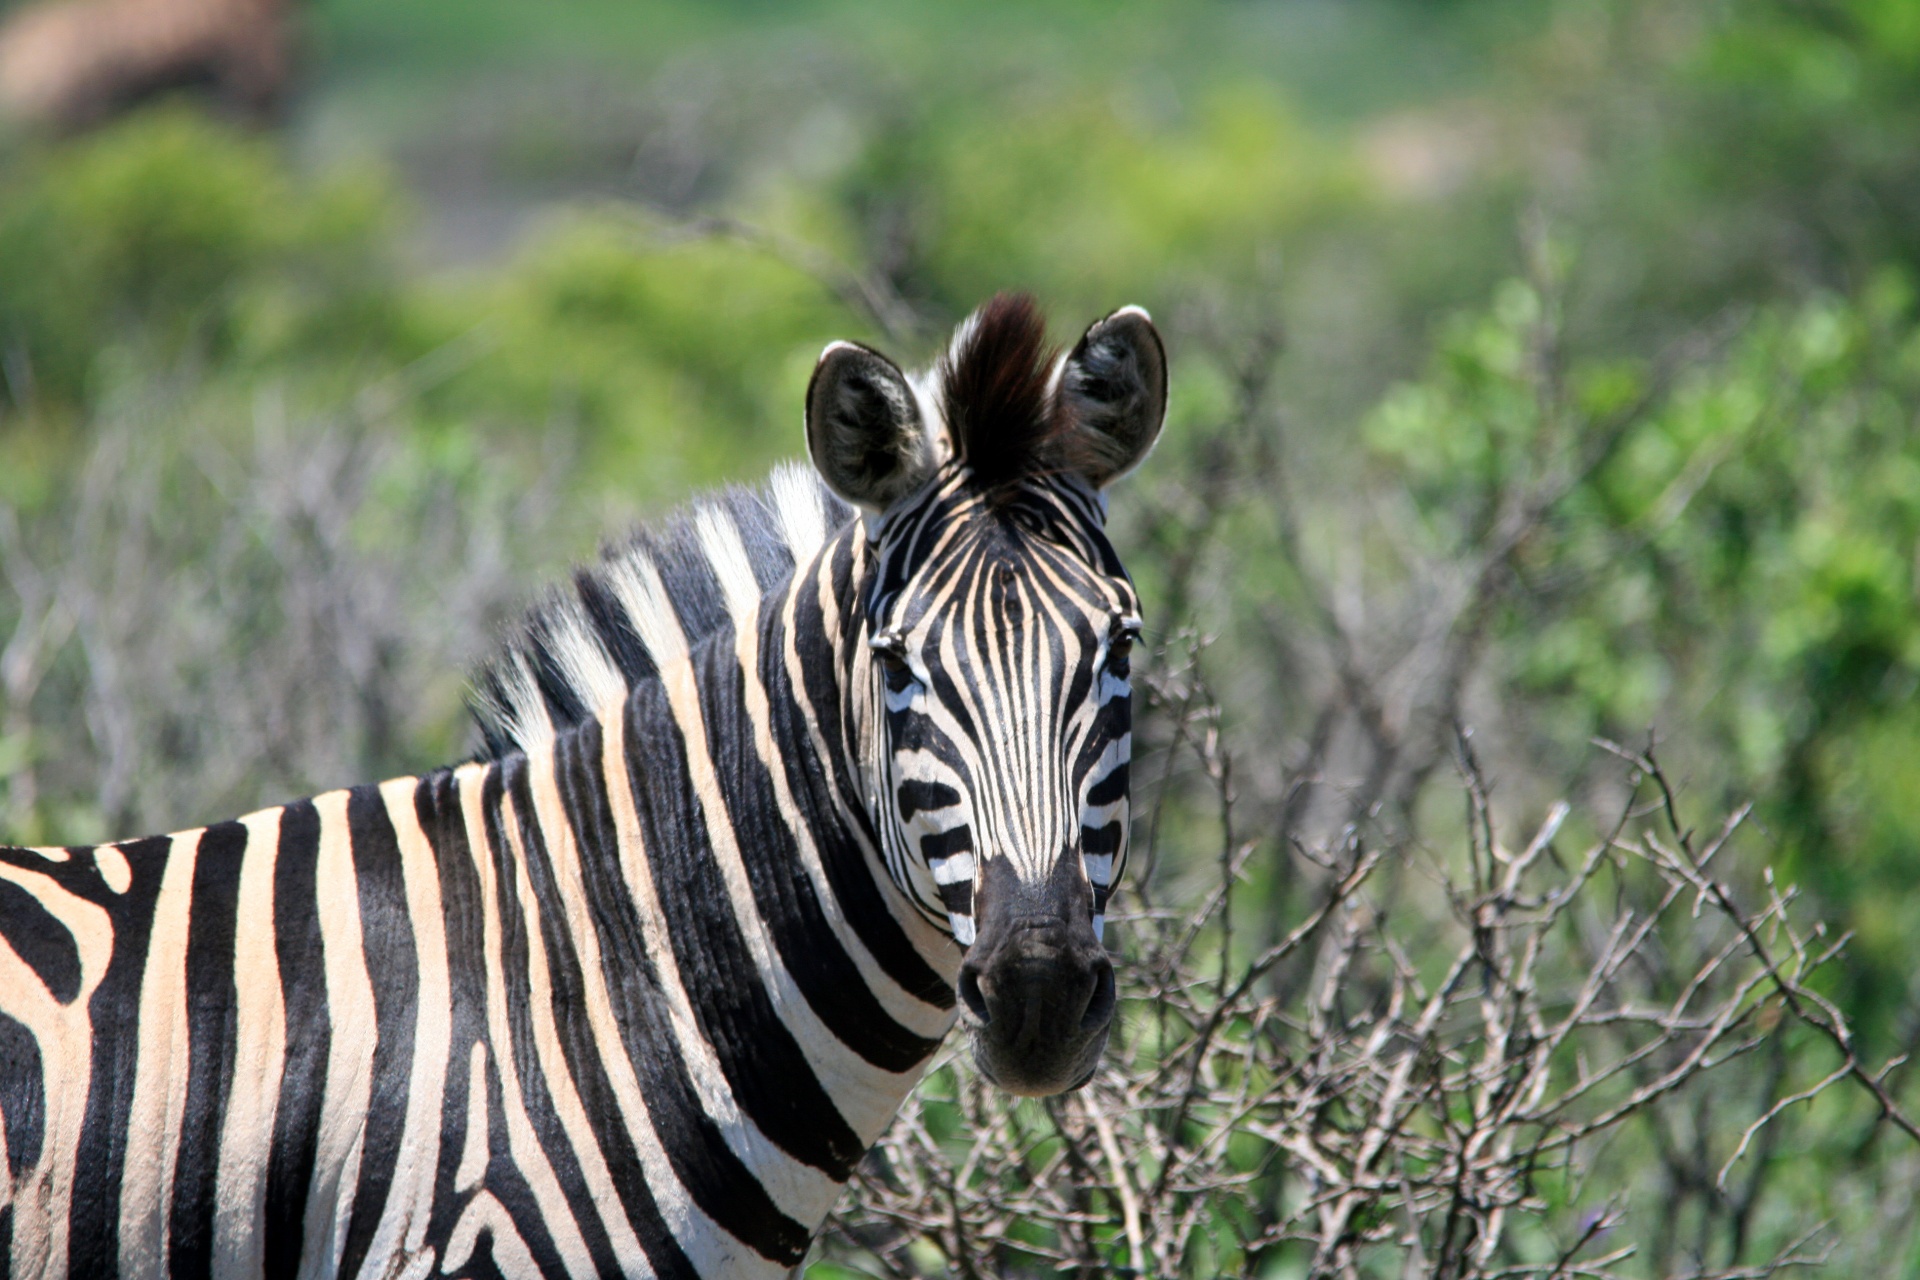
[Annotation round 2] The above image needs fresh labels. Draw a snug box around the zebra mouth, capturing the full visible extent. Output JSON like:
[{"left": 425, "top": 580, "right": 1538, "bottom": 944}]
[{"left": 957, "top": 856, "right": 1117, "bottom": 1096}]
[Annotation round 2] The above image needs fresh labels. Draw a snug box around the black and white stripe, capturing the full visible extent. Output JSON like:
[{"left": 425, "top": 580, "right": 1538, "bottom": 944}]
[{"left": 0, "top": 294, "right": 1167, "bottom": 1276}]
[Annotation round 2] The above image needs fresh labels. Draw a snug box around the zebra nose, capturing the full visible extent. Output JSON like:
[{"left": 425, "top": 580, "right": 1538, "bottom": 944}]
[
  {"left": 958, "top": 961, "right": 992, "bottom": 1024},
  {"left": 960, "top": 852, "right": 1117, "bottom": 1094},
  {"left": 957, "top": 922, "right": 1115, "bottom": 1036},
  {"left": 1082, "top": 953, "right": 1117, "bottom": 1031}
]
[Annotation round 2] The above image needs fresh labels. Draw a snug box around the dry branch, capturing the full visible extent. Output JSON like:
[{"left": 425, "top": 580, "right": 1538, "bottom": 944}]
[{"left": 818, "top": 659, "right": 1917, "bottom": 1278}]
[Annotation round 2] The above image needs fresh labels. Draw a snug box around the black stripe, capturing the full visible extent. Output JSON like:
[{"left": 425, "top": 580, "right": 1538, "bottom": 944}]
[
  {"left": 622, "top": 676, "right": 865, "bottom": 1178},
  {"left": 700, "top": 627, "right": 941, "bottom": 1073},
  {"left": 1085, "top": 763, "right": 1129, "bottom": 808},
  {"left": 337, "top": 785, "right": 422, "bottom": 1280},
  {"left": 506, "top": 750, "right": 703, "bottom": 1278},
  {"left": 458, "top": 1238, "right": 509, "bottom": 1280},
  {"left": 528, "top": 626, "right": 591, "bottom": 730},
  {"left": 937, "top": 879, "right": 973, "bottom": 918},
  {"left": 1049, "top": 590, "right": 1098, "bottom": 718},
  {"left": 0, "top": 879, "right": 79, "bottom": 1004},
  {"left": 724, "top": 487, "right": 798, "bottom": 595},
  {"left": 897, "top": 780, "right": 960, "bottom": 822},
  {"left": 263, "top": 801, "right": 327, "bottom": 1276},
  {"left": 923, "top": 630, "right": 983, "bottom": 749},
  {"left": 168, "top": 820, "right": 248, "bottom": 1280},
  {"left": 68, "top": 834, "right": 170, "bottom": 1279},
  {"left": 486, "top": 755, "right": 624, "bottom": 1280},
  {"left": 919, "top": 826, "right": 974, "bottom": 862},
  {"left": 554, "top": 717, "right": 812, "bottom": 1264},
  {"left": 1072, "top": 694, "right": 1132, "bottom": 786},
  {"left": 473, "top": 1020, "right": 569, "bottom": 1280},
  {"left": 785, "top": 542, "right": 955, "bottom": 1009},
  {"left": 436, "top": 767, "right": 570, "bottom": 1280},
  {"left": 0, "top": 1012, "right": 43, "bottom": 1181},
  {"left": 418, "top": 769, "right": 505, "bottom": 1256},
  {"left": 1084, "top": 820, "right": 1124, "bottom": 916},
  {"left": 1081, "top": 821, "right": 1124, "bottom": 857},
  {"left": 577, "top": 570, "right": 657, "bottom": 687},
  {"left": 652, "top": 520, "right": 730, "bottom": 643}
]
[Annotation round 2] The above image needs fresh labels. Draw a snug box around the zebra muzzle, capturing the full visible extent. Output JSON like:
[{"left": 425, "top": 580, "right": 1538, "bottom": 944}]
[{"left": 958, "top": 853, "right": 1116, "bottom": 1096}]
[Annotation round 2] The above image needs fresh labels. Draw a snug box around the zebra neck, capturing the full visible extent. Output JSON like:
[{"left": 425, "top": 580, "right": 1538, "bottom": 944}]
[
  {"left": 762, "top": 523, "right": 964, "bottom": 1005},
  {"left": 440, "top": 694, "right": 941, "bottom": 1271},
  {"left": 447, "top": 530, "right": 963, "bottom": 1264}
]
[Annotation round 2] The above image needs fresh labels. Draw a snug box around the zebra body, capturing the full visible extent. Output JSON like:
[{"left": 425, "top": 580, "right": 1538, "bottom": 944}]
[{"left": 0, "top": 294, "right": 1167, "bottom": 1278}]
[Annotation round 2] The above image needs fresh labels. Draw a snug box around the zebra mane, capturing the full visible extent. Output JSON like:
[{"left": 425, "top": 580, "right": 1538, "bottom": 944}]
[
  {"left": 471, "top": 462, "right": 854, "bottom": 759},
  {"left": 940, "top": 292, "right": 1127, "bottom": 502},
  {"left": 939, "top": 292, "right": 1060, "bottom": 498}
]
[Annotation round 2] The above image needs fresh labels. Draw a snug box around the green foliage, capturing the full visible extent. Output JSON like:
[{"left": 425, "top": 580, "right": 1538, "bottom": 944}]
[
  {"left": 0, "top": 110, "right": 403, "bottom": 409},
  {"left": 844, "top": 79, "right": 1359, "bottom": 316},
  {"left": 0, "top": 110, "right": 885, "bottom": 516},
  {"left": 434, "top": 219, "right": 866, "bottom": 498},
  {"left": 1368, "top": 271, "right": 1920, "bottom": 1032}
]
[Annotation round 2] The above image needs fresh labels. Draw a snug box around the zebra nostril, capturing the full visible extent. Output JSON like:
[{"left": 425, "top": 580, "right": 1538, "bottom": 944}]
[
  {"left": 1080, "top": 955, "right": 1116, "bottom": 1032},
  {"left": 959, "top": 964, "right": 992, "bottom": 1025}
]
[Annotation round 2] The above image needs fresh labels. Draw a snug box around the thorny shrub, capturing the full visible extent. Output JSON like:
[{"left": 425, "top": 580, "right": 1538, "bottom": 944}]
[{"left": 817, "top": 643, "right": 1920, "bottom": 1278}]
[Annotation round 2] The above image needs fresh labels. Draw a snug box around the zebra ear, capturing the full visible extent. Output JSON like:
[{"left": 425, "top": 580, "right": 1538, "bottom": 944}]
[
  {"left": 806, "top": 340, "right": 936, "bottom": 513},
  {"left": 1051, "top": 305, "right": 1167, "bottom": 488}
]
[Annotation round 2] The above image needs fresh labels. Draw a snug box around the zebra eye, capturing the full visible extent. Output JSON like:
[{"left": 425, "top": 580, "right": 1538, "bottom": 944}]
[
  {"left": 1107, "top": 617, "right": 1142, "bottom": 671},
  {"left": 871, "top": 632, "right": 913, "bottom": 680}
]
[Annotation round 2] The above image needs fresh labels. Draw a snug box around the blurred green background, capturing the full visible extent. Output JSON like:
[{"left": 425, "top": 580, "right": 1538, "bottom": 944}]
[{"left": 3, "top": 0, "right": 1920, "bottom": 1271}]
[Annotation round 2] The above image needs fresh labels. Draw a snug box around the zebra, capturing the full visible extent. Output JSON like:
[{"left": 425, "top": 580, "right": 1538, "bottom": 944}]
[{"left": 0, "top": 291, "right": 1167, "bottom": 1279}]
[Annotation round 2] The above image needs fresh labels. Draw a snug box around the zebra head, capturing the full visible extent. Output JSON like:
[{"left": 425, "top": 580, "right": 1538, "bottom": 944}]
[{"left": 805, "top": 294, "right": 1166, "bottom": 1095}]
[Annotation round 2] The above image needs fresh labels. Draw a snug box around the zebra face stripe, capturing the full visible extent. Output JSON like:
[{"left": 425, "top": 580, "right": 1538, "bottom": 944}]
[
  {"left": 862, "top": 468, "right": 1136, "bottom": 1093},
  {"left": 866, "top": 470, "right": 1137, "bottom": 937}
]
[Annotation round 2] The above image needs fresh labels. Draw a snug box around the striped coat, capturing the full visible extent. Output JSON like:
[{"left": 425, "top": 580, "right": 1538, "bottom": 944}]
[{"left": 0, "top": 293, "right": 1167, "bottom": 1278}]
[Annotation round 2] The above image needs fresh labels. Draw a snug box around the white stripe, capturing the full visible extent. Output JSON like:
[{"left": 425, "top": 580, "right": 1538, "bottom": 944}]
[
  {"left": 606, "top": 550, "right": 686, "bottom": 663},
  {"left": 697, "top": 506, "right": 763, "bottom": 628},
  {"left": 597, "top": 701, "right": 837, "bottom": 1227},
  {"left": 444, "top": 1190, "right": 540, "bottom": 1278},
  {"left": 490, "top": 650, "right": 556, "bottom": 753},
  {"left": 930, "top": 852, "right": 974, "bottom": 887},
  {"left": 454, "top": 1041, "right": 489, "bottom": 1195},
  {"left": 494, "top": 784, "right": 656, "bottom": 1277},
  {"left": 453, "top": 763, "right": 598, "bottom": 1280},
  {"left": 214, "top": 807, "right": 287, "bottom": 1280},
  {"left": 767, "top": 463, "right": 829, "bottom": 560},
  {"left": 93, "top": 845, "right": 131, "bottom": 894},
  {"left": 545, "top": 603, "right": 629, "bottom": 722},
  {"left": 655, "top": 623, "right": 922, "bottom": 1144},
  {"left": 119, "top": 827, "right": 203, "bottom": 1277},
  {"left": 301, "top": 791, "right": 377, "bottom": 1280},
  {"left": 350, "top": 779, "right": 455, "bottom": 1278},
  {"left": 0, "top": 854, "right": 113, "bottom": 1279}
]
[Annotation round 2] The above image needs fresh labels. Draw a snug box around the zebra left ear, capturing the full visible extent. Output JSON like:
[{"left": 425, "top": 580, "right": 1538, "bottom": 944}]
[
  {"left": 1050, "top": 305, "right": 1167, "bottom": 488},
  {"left": 806, "top": 339, "right": 937, "bottom": 514}
]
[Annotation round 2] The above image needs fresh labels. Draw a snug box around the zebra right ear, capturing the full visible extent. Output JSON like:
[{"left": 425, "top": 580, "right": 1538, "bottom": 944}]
[
  {"left": 805, "top": 341, "right": 937, "bottom": 514},
  {"left": 1051, "top": 305, "right": 1167, "bottom": 488}
]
